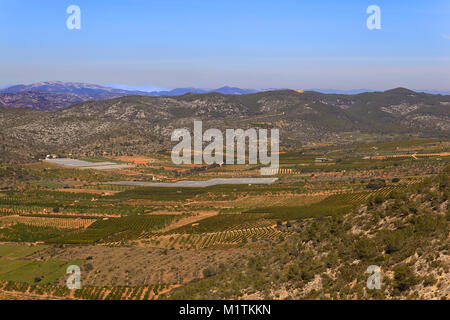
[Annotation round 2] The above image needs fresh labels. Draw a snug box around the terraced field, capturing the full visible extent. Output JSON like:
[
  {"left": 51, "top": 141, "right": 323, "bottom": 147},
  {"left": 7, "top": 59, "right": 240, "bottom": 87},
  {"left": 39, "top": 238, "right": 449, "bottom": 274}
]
[
  {"left": 0, "top": 137, "right": 447, "bottom": 300},
  {"left": 0, "top": 215, "right": 96, "bottom": 229}
]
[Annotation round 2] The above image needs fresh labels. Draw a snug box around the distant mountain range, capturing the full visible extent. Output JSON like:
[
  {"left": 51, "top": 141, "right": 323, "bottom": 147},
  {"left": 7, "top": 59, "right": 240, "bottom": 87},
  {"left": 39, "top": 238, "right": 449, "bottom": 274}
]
[
  {"left": 0, "top": 81, "right": 260, "bottom": 96},
  {"left": 104, "top": 84, "right": 168, "bottom": 93},
  {"left": 0, "top": 86, "right": 448, "bottom": 163},
  {"left": 1, "top": 81, "right": 146, "bottom": 95},
  {"left": 145, "top": 86, "right": 259, "bottom": 96},
  {"left": 0, "top": 82, "right": 261, "bottom": 110},
  {"left": 0, "top": 81, "right": 449, "bottom": 111}
]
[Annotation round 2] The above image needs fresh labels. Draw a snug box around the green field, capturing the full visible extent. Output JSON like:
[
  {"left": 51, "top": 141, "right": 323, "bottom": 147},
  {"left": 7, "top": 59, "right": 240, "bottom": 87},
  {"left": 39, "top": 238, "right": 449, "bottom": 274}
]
[
  {"left": 0, "top": 244, "right": 47, "bottom": 258},
  {"left": 0, "top": 244, "right": 82, "bottom": 285}
]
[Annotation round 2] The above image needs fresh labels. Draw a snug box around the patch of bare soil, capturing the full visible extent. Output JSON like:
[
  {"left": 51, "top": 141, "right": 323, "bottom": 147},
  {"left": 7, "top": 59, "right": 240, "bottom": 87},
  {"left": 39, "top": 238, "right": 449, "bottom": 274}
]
[
  {"left": 113, "top": 155, "right": 157, "bottom": 165},
  {"left": 38, "top": 245, "right": 260, "bottom": 288}
]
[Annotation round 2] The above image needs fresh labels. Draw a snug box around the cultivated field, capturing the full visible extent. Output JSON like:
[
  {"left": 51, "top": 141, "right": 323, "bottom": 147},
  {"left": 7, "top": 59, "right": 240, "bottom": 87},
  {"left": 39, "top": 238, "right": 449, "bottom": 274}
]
[{"left": 0, "top": 137, "right": 448, "bottom": 299}]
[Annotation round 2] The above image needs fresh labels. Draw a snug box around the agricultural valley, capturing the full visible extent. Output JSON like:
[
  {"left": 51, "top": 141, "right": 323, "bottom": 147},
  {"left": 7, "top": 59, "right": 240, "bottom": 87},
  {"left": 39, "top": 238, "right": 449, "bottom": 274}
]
[{"left": 0, "top": 86, "right": 448, "bottom": 300}]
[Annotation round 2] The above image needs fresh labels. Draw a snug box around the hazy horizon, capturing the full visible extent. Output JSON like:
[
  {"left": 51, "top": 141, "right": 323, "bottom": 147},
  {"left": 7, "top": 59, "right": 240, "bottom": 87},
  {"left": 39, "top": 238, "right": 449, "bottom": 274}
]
[{"left": 1, "top": 81, "right": 449, "bottom": 94}]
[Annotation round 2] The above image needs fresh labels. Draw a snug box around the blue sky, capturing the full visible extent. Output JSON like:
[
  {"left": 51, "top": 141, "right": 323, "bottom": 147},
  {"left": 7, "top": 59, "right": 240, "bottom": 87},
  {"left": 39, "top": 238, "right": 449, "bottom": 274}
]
[{"left": 0, "top": 0, "right": 449, "bottom": 90}]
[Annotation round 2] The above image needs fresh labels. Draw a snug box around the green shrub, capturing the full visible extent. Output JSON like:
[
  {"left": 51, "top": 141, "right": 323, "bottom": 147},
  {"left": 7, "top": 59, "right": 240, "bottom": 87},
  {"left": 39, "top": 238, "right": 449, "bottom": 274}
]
[
  {"left": 393, "top": 265, "right": 418, "bottom": 292},
  {"left": 366, "top": 179, "right": 386, "bottom": 190}
]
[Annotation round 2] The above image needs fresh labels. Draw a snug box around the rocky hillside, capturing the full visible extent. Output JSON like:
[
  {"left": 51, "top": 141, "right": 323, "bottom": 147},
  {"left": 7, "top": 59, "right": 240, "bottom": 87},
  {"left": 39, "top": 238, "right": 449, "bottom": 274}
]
[
  {"left": 0, "top": 82, "right": 261, "bottom": 111},
  {"left": 0, "top": 88, "right": 448, "bottom": 163},
  {"left": 54, "top": 88, "right": 450, "bottom": 133},
  {"left": 0, "top": 81, "right": 153, "bottom": 111},
  {"left": 166, "top": 168, "right": 450, "bottom": 300}
]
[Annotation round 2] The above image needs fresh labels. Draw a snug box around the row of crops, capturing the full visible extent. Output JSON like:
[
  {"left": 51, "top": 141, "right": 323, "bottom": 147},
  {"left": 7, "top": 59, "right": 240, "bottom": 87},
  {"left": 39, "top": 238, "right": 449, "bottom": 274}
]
[
  {"left": 0, "top": 184, "right": 415, "bottom": 244},
  {"left": 141, "top": 225, "right": 284, "bottom": 250},
  {"left": 191, "top": 226, "right": 285, "bottom": 248},
  {"left": 0, "top": 188, "right": 162, "bottom": 216},
  {"left": 0, "top": 215, "right": 96, "bottom": 230},
  {"left": 48, "top": 215, "right": 182, "bottom": 244},
  {"left": 166, "top": 213, "right": 269, "bottom": 235},
  {"left": 105, "top": 183, "right": 301, "bottom": 201},
  {"left": 0, "top": 224, "right": 71, "bottom": 242},
  {"left": 0, "top": 199, "right": 153, "bottom": 216},
  {"left": 246, "top": 184, "right": 412, "bottom": 220},
  {"left": 75, "top": 283, "right": 169, "bottom": 300},
  {"left": 0, "top": 280, "right": 169, "bottom": 300}
]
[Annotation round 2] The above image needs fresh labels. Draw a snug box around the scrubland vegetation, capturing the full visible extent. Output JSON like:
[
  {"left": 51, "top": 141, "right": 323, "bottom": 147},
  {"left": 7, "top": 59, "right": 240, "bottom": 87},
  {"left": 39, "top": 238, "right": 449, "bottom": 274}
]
[{"left": 166, "top": 168, "right": 449, "bottom": 300}]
